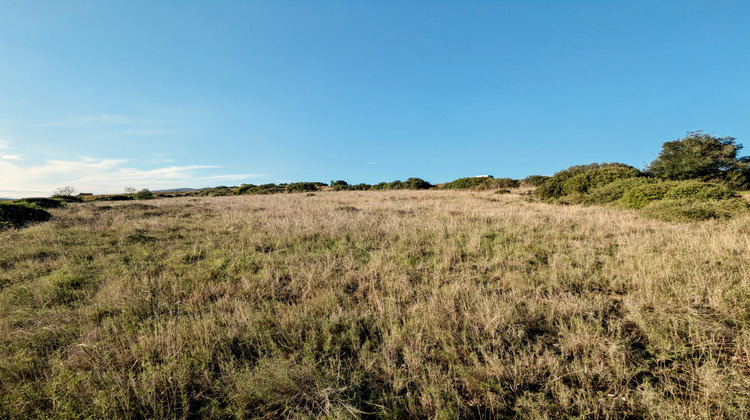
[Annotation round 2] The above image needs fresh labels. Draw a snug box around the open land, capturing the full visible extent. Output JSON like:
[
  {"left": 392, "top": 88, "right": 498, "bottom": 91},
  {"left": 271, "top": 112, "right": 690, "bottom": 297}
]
[{"left": 1, "top": 190, "right": 749, "bottom": 418}]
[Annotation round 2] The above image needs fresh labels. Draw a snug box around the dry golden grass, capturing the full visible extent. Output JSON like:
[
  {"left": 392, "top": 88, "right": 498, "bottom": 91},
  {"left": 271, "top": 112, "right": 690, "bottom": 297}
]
[{"left": 1, "top": 190, "right": 749, "bottom": 418}]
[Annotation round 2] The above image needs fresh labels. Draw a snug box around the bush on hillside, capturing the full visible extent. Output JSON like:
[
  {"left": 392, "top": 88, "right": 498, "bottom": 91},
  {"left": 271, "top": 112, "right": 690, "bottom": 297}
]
[
  {"left": 15, "top": 197, "right": 65, "bottom": 209},
  {"left": 52, "top": 195, "right": 83, "bottom": 203},
  {"left": 442, "top": 177, "right": 489, "bottom": 189},
  {"left": 368, "top": 179, "right": 431, "bottom": 190},
  {"left": 619, "top": 181, "right": 679, "bottom": 209},
  {"left": 583, "top": 178, "right": 658, "bottom": 205},
  {"left": 134, "top": 189, "right": 154, "bottom": 200},
  {"left": 640, "top": 198, "right": 749, "bottom": 222},
  {"left": 330, "top": 180, "right": 348, "bottom": 190},
  {"left": 286, "top": 182, "right": 319, "bottom": 193},
  {"left": 238, "top": 184, "right": 285, "bottom": 195},
  {"left": 522, "top": 175, "right": 551, "bottom": 187},
  {"left": 662, "top": 181, "right": 738, "bottom": 201},
  {"left": 94, "top": 195, "right": 134, "bottom": 202},
  {"left": 442, "top": 177, "right": 519, "bottom": 190},
  {"left": 0, "top": 202, "right": 52, "bottom": 229},
  {"left": 535, "top": 163, "right": 642, "bottom": 200},
  {"left": 405, "top": 177, "right": 432, "bottom": 190}
]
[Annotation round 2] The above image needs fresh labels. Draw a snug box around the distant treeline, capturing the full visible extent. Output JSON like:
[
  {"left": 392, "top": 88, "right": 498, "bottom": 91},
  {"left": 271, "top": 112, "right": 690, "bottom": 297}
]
[
  {"left": 3, "top": 131, "right": 748, "bottom": 229},
  {"left": 185, "top": 175, "right": 546, "bottom": 197}
]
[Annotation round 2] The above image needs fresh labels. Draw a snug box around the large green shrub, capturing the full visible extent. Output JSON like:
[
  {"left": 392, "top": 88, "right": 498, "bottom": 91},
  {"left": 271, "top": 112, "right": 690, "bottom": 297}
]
[
  {"left": 0, "top": 202, "right": 52, "bottom": 229},
  {"left": 522, "top": 175, "right": 550, "bottom": 187},
  {"left": 404, "top": 178, "right": 432, "bottom": 190},
  {"left": 640, "top": 198, "right": 749, "bottom": 222},
  {"left": 535, "top": 163, "right": 643, "bottom": 200},
  {"left": 368, "top": 179, "right": 431, "bottom": 190},
  {"left": 442, "top": 177, "right": 518, "bottom": 190},
  {"left": 442, "top": 177, "right": 488, "bottom": 189},
  {"left": 286, "top": 182, "right": 319, "bottom": 193},
  {"left": 619, "top": 181, "right": 679, "bottom": 209},
  {"left": 238, "top": 184, "right": 285, "bottom": 195},
  {"left": 662, "top": 181, "right": 738, "bottom": 201},
  {"left": 134, "top": 189, "right": 154, "bottom": 200},
  {"left": 583, "top": 178, "right": 657, "bottom": 205}
]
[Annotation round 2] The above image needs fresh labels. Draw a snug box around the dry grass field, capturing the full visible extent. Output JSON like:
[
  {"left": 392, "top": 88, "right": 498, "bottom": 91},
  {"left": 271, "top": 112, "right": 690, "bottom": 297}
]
[{"left": 1, "top": 190, "right": 749, "bottom": 418}]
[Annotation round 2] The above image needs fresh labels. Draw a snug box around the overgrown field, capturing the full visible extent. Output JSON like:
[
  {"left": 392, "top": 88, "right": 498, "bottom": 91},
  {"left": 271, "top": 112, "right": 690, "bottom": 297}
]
[{"left": 1, "top": 191, "right": 749, "bottom": 418}]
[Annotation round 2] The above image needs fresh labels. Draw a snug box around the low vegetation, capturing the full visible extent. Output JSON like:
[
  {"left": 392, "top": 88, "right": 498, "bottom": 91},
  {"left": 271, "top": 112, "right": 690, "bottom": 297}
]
[
  {"left": 441, "top": 176, "right": 520, "bottom": 190},
  {"left": 1, "top": 191, "right": 749, "bottom": 418},
  {"left": 0, "top": 202, "right": 53, "bottom": 230}
]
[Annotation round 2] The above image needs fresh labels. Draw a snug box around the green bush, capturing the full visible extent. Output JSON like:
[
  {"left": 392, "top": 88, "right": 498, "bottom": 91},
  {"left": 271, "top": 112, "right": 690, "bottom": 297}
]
[
  {"left": 442, "top": 177, "right": 489, "bottom": 190},
  {"left": 535, "top": 163, "right": 642, "bottom": 200},
  {"left": 640, "top": 198, "right": 749, "bottom": 222},
  {"left": 238, "top": 184, "right": 285, "bottom": 195},
  {"left": 349, "top": 183, "right": 371, "bottom": 191},
  {"left": 522, "top": 175, "right": 551, "bottom": 187},
  {"left": 404, "top": 178, "right": 432, "bottom": 190},
  {"left": 370, "top": 182, "right": 388, "bottom": 191},
  {"left": 368, "top": 179, "right": 431, "bottom": 191},
  {"left": 442, "top": 177, "right": 518, "bottom": 190},
  {"left": 133, "top": 189, "right": 154, "bottom": 200},
  {"left": 662, "top": 182, "right": 738, "bottom": 201},
  {"left": 14, "top": 197, "right": 65, "bottom": 209},
  {"left": 286, "top": 182, "right": 319, "bottom": 193},
  {"left": 94, "top": 195, "right": 134, "bottom": 202},
  {"left": 583, "top": 178, "right": 658, "bottom": 205},
  {"left": 619, "top": 181, "right": 678, "bottom": 209},
  {"left": 0, "top": 202, "right": 52, "bottom": 229},
  {"left": 52, "top": 195, "right": 83, "bottom": 203},
  {"left": 330, "top": 180, "right": 348, "bottom": 190}
]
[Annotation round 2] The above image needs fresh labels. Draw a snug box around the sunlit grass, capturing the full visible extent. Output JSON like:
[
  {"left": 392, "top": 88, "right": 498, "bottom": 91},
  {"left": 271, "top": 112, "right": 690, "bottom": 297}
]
[{"left": 1, "top": 190, "right": 749, "bottom": 418}]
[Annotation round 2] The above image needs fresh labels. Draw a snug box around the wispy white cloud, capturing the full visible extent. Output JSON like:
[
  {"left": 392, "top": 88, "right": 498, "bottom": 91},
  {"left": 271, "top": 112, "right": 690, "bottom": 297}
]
[
  {"left": 0, "top": 138, "right": 22, "bottom": 160},
  {"left": 0, "top": 157, "right": 266, "bottom": 198},
  {"left": 365, "top": 161, "right": 377, "bottom": 165}
]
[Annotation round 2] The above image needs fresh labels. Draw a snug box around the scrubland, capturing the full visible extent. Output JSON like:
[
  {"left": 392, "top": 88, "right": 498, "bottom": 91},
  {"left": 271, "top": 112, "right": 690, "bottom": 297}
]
[{"left": 1, "top": 190, "right": 749, "bottom": 418}]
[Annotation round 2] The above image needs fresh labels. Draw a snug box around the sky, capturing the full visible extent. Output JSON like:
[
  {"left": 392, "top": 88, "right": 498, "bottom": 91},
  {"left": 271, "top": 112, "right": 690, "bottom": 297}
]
[{"left": 1, "top": 0, "right": 748, "bottom": 198}]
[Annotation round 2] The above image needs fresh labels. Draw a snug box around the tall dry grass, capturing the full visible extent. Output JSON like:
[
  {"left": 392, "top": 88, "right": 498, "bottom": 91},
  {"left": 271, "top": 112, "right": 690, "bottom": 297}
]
[{"left": 1, "top": 190, "right": 749, "bottom": 418}]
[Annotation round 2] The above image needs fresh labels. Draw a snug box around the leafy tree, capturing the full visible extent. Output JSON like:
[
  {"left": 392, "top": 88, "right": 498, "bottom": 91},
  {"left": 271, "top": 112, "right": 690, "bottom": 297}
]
[{"left": 646, "top": 131, "right": 750, "bottom": 188}]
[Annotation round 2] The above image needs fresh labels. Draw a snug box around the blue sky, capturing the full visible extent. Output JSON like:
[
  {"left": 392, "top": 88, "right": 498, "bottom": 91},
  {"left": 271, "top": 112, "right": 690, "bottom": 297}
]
[{"left": 1, "top": 0, "right": 748, "bottom": 198}]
